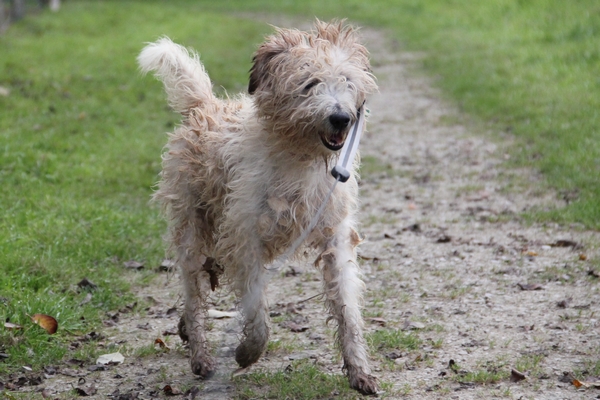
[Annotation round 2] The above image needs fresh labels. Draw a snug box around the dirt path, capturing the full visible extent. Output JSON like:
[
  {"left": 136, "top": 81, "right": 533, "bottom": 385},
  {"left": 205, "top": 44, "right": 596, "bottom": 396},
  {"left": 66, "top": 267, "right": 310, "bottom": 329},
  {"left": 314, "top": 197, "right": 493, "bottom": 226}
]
[{"left": 25, "top": 26, "right": 600, "bottom": 400}]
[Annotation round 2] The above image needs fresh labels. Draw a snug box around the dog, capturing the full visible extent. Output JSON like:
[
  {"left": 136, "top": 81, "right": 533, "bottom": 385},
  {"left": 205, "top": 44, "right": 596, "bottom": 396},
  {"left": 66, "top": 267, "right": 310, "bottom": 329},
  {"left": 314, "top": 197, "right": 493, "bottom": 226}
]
[{"left": 138, "top": 19, "right": 378, "bottom": 394}]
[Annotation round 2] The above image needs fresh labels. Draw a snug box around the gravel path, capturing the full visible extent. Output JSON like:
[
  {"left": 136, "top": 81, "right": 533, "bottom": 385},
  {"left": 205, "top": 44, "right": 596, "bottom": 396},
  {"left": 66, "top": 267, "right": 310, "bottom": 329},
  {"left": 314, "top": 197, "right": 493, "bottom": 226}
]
[{"left": 22, "top": 26, "right": 600, "bottom": 400}]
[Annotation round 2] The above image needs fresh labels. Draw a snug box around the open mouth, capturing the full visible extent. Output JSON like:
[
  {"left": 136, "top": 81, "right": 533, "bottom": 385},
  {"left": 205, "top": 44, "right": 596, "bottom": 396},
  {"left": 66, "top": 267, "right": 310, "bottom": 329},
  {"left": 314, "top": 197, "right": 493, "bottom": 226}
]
[{"left": 320, "top": 130, "right": 348, "bottom": 151}]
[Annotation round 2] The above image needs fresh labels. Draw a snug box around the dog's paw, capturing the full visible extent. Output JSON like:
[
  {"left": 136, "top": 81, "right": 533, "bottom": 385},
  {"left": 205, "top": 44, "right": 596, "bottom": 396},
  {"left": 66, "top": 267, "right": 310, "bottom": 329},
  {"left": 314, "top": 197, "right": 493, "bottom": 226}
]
[
  {"left": 348, "top": 369, "right": 379, "bottom": 396},
  {"left": 177, "top": 316, "right": 188, "bottom": 343},
  {"left": 191, "top": 354, "right": 216, "bottom": 379},
  {"left": 235, "top": 340, "right": 265, "bottom": 368}
]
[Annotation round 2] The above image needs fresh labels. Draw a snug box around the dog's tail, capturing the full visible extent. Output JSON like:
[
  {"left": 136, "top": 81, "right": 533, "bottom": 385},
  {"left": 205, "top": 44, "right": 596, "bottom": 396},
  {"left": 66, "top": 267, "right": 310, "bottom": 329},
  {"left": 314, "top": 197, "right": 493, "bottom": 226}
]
[{"left": 138, "top": 37, "right": 214, "bottom": 114}]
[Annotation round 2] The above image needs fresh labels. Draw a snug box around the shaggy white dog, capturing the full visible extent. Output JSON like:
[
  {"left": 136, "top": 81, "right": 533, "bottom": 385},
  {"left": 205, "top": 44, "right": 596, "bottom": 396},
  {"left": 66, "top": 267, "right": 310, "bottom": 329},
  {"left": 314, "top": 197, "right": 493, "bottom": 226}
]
[{"left": 138, "top": 20, "right": 378, "bottom": 394}]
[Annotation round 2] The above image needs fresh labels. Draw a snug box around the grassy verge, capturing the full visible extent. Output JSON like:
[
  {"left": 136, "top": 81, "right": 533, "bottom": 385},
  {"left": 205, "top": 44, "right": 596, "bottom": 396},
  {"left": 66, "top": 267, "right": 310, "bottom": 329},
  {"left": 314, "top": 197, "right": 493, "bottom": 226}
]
[{"left": 0, "top": 2, "right": 270, "bottom": 373}]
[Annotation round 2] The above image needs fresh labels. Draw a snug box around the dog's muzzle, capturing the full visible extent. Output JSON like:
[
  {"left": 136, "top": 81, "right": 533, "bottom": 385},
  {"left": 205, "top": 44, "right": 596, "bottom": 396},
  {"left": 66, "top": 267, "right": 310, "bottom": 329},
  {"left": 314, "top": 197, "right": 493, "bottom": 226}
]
[{"left": 321, "top": 112, "right": 352, "bottom": 151}]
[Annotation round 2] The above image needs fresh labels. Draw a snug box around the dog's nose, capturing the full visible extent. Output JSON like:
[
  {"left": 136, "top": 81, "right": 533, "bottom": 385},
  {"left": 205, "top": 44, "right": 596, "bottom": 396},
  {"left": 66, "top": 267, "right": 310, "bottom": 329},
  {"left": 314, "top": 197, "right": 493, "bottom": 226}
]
[{"left": 329, "top": 113, "right": 351, "bottom": 130}]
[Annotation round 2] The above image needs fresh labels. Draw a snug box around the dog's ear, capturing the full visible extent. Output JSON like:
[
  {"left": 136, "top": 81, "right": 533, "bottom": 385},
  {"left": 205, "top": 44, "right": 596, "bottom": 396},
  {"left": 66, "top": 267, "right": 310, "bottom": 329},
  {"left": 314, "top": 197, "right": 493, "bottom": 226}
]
[{"left": 249, "top": 28, "right": 304, "bottom": 95}]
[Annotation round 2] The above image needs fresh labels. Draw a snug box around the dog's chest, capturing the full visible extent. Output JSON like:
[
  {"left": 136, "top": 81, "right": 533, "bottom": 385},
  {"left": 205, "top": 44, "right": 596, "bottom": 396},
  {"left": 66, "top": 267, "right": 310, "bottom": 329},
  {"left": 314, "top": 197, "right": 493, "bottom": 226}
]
[{"left": 256, "top": 178, "right": 346, "bottom": 258}]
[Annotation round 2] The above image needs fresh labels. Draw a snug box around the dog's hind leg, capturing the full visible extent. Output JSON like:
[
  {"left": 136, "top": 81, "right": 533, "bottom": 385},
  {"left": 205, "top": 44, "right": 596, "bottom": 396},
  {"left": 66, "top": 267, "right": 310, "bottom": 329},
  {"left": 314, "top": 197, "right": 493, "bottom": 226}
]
[
  {"left": 233, "top": 266, "right": 270, "bottom": 368},
  {"left": 178, "top": 251, "right": 217, "bottom": 379},
  {"left": 318, "top": 218, "right": 379, "bottom": 395}
]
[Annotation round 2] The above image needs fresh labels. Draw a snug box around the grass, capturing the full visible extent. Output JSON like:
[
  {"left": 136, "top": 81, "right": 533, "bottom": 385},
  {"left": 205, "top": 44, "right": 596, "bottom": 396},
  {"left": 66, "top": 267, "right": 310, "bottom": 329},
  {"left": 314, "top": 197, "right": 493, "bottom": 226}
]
[
  {"left": 367, "top": 329, "right": 422, "bottom": 353},
  {"left": 0, "top": 1, "right": 270, "bottom": 373},
  {"left": 234, "top": 360, "right": 362, "bottom": 399}
]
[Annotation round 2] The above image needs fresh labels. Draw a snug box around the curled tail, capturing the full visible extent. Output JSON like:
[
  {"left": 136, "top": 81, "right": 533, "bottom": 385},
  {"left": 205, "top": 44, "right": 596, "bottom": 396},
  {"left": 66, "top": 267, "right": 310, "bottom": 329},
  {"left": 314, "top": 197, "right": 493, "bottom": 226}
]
[{"left": 138, "top": 37, "right": 214, "bottom": 114}]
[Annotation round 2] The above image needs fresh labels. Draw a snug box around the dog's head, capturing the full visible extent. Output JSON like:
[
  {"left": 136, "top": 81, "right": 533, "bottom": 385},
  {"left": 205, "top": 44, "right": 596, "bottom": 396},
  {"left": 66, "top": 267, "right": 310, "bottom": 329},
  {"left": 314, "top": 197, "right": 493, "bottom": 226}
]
[{"left": 249, "top": 20, "right": 377, "bottom": 155}]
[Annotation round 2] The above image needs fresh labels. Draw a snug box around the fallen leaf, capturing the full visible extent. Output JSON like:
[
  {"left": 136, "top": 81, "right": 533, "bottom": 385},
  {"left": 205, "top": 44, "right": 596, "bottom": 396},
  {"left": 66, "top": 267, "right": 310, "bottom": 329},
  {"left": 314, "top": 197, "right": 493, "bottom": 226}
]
[
  {"left": 77, "top": 278, "right": 97, "bottom": 290},
  {"left": 579, "top": 254, "right": 588, "bottom": 261},
  {"left": 184, "top": 386, "right": 201, "bottom": 399},
  {"left": 510, "top": 368, "right": 527, "bottom": 382},
  {"left": 163, "top": 385, "right": 183, "bottom": 396},
  {"left": 96, "top": 352, "right": 124, "bottom": 365},
  {"left": 123, "top": 260, "right": 144, "bottom": 270},
  {"left": 368, "top": 317, "right": 387, "bottom": 327},
  {"left": 162, "top": 327, "right": 179, "bottom": 336},
  {"left": 4, "top": 322, "right": 23, "bottom": 330},
  {"left": 403, "top": 223, "right": 421, "bottom": 233},
  {"left": 525, "top": 250, "right": 538, "bottom": 257},
  {"left": 556, "top": 298, "right": 571, "bottom": 308},
  {"left": 165, "top": 307, "right": 178, "bottom": 317},
  {"left": 154, "top": 338, "right": 170, "bottom": 350},
  {"left": 158, "top": 259, "right": 175, "bottom": 272},
  {"left": 78, "top": 292, "right": 92, "bottom": 306},
  {"left": 517, "top": 283, "right": 543, "bottom": 291},
  {"left": 74, "top": 385, "right": 97, "bottom": 396},
  {"left": 287, "top": 322, "right": 309, "bottom": 332},
  {"left": 30, "top": 314, "right": 58, "bottom": 334},
  {"left": 550, "top": 240, "right": 580, "bottom": 248},
  {"left": 588, "top": 270, "right": 600, "bottom": 278},
  {"left": 436, "top": 235, "right": 452, "bottom": 243},
  {"left": 402, "top": 321, "right": 425, "bottom": 330}
]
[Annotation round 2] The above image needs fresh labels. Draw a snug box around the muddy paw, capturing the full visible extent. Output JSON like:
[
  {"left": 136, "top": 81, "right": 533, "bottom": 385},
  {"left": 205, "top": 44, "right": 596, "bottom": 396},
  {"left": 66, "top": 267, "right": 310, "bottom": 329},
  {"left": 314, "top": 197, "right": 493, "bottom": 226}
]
[
  {"left": 177, "top": 316, "right": 188, "bottom": 343},
  {"left": 348, "top": 370, "right": 379, "bottom": 395},
  {"left": 191, "top": 353, "right": 216, "bottom": 379},
  {"left": 235, "top": 340, "right": 265, "bottom": 368}
]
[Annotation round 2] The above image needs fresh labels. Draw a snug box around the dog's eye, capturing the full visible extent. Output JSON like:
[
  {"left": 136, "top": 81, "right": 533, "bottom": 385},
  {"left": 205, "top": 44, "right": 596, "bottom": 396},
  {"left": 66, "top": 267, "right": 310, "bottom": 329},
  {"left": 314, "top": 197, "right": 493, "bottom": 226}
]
[{"left": 304, "top": 80, "right": 320, "bottom": 92}]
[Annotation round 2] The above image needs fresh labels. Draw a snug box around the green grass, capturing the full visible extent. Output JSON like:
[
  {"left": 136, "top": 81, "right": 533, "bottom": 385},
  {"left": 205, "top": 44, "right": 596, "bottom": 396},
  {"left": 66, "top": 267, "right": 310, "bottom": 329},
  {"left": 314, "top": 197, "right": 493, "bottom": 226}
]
[
  {"left": 234, "top": 360, "right": 361, "bottom": 400},
  {"left": 367, "top": 329, "right": 422, "bottom": 353},
  {"left": 0, "top": 2, "right": 270, "bottom": 373}
]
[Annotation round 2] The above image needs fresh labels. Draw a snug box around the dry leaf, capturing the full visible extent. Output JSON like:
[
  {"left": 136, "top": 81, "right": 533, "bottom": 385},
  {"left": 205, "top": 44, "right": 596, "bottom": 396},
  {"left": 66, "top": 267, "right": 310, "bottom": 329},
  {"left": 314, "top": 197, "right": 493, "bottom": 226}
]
[
  {"left": 287, "top": 322, "right": 309, "bottom": 332},
  {"left": 154, "top": 338, "right": 170, "bottom": 350},
  {"left": 4, "top": 322, "right": 23, "bottom": 330},
  {"left": 123, "top": 260, "right": 144, "bottom": 270},
  {"left": 510, "top": 368, "right": 526, "bottom": 382},
  {"left": 436, "top": 235, "right": 452, "bottom": 243},
  {"left": 517, "top": 283, "right": 543, "bottom": 291},
  {"left": 579, "top": 254, "right": 588, "bottom": 261},
  {"left": 551, "top": 240, "right": 580, "bottom": 248},
  {"left": 96, "top": 352, "right": 124, "bottom": 365},
  {"left": 572, "top": 379, "right": 600, "bottom": 389},
  {"left": 525, "top": 250, "right": 538, "bottom": 257},
  {"left": 74, "top": 385, "right": 97, "bottom": 396},
  {"left": 163, "top": 327, "right": 179, "bottom": 336},
  {"left": 77, "top": 277, "right": 97, "bottom": 290},
  {"left": 158, "top": 259, "right": 176, "bottom": 272},
  {"left": 30, "top": 314, "right": 58, "bottom": 334},
  {"left": 163, "top": 385, "right": 182, "bottom": 396},
  {"left": 368, "top": 317, "right": 387, "bottom": 327},
  {"left": 402, "top": 321, "right": 425, "bottom": 330}
]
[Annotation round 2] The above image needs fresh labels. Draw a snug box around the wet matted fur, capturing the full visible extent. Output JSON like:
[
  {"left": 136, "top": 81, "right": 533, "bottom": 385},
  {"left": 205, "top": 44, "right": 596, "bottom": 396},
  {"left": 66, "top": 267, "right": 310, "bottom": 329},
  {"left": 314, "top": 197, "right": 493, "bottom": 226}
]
[{"left": 138, "top": 19, "right": 378, "bottom": 394}]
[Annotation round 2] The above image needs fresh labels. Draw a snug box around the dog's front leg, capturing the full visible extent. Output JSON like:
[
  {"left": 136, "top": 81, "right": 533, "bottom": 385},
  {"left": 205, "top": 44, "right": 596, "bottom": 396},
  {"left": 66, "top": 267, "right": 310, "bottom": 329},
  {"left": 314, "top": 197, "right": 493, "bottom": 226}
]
[
  {"left": 319, "top": 219, "right": 379, "bottom": 395},
  {"left": 179, "top": 254, "right": 216, "bottom": 379},
  {"left": 233, "top": 264, "right": 270, "bottom": 368}
]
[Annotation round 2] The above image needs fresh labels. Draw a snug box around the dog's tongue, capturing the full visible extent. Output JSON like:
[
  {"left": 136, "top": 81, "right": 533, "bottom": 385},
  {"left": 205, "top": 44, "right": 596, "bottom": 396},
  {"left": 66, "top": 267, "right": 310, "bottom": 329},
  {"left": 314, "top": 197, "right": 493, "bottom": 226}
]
[{"left": 330, "top": 132, "right": 346, "bottom": 147}]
